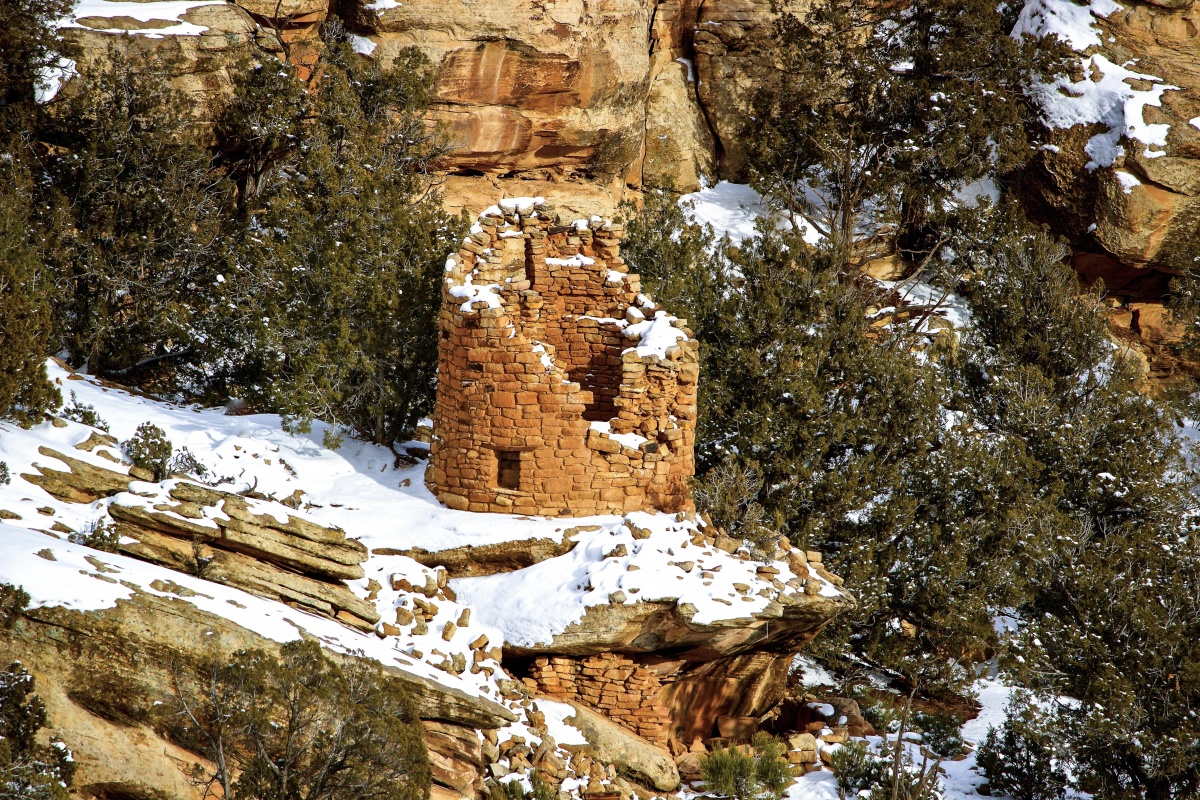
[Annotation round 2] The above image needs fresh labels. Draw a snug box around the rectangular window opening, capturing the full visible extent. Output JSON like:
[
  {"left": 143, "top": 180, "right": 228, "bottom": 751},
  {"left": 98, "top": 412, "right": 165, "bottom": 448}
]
[{"left": 496, "top": 450, "right": 521, "bottom": 490}]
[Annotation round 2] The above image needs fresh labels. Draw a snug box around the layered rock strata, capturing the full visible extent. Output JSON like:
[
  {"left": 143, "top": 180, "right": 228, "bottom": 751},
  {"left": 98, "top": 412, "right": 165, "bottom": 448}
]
[
  {"left": 426, "top": 198, "right": 699, "bottom": 517},
  {"left": 0, "top": 587, "right": 509, "bottom": 800},
  {"left": 21, "top": 441, "right": 378, "bottom": 630}
]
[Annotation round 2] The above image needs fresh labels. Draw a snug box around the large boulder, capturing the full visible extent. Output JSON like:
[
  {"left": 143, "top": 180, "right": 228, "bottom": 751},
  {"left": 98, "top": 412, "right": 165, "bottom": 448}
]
[
  {"left": 1017, "top": 0, "right": 1200, "bottom": 274},
  {"left": 561, "top": 701, "right": 681, "bottom": 791}
]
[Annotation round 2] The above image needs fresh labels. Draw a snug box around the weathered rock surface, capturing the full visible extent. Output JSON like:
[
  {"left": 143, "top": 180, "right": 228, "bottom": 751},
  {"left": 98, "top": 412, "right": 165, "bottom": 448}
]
[
  {"left": 1018, "top": 0, "right": 1200, "bottom": 274},
  {"left": 358, "top": 0, "right": 651, "bottom": 187},
  {"left": 0, "top": 589, "right": 510, "bottom": 800},
  {"left": 693, "top": 0, "right": 780, "bottom": 180},
  {"left": 561, "top": 701, "right": 681, "bottom": 791},
  {"left": 376, "top": 527, "right": 586, "bottom": 578},
  {"left": 21, "top": 447, "right": 378, "bottom": 628}
]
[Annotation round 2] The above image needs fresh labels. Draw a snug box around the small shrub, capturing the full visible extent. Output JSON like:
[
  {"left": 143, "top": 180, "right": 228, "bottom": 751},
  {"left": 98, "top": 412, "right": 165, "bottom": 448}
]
[
  {"left": 829, "top": 739, "right": 888, "bottom": 796},
  {"left": 976, "top": 693, "right": 1067, "bottom": 800},
  {"left": 0, "top": 584, "right": 30, "bottom": 630},
  {"left": 61, "top": 391, "right": 109, "bottom": 431},
  {"left": 498, "top": 773, "right": 555, "bottom": 800},
  {"left": 0, "top": 461, "right": 9, "bottom": 486},
  {"left": 751, "top": 733, "right": 793, "bottom": 798},
  {"left": 121, "top": 422, "right": 172, "bottom": 480},
  {"left": 501, "top": 778, "right": 527, "bottom": 800},
  {"left": 694, "top": 458, "right": 778, "bottom": 556},
  {"left": 702, "top": 736, "right": 794, "bottom": 800},
  {"left": 167, "top": 446, "right": 208, "bottom": 480},
  {"left": 702, "top": 745, "right": 756, "bottom": 799},
  {"left": 851, "top": 687, "right": 902, "bottom": 734},
  {"left": 70, "top": 518, "right": 120, "bottom": 553},
  {"left": 914, "top": 710, "right": 964, "bottom": 759},
  {"left": 0, "top": 661, "right": 75, "bottom": 799}
]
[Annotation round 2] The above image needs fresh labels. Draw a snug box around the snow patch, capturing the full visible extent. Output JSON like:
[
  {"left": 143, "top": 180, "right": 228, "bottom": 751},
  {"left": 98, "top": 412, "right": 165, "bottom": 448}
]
[
  {"left": 61, "top": 0, "right": 227, "bottom": 37},
  {"left": 1012, "top": 0, "right": 1122, "bottom": 52},
  {"left": 347, "top": 34, "right": 376, "bottom": 56},
  {"left": 680, "top": 181, "right": 822, "bottom": 245},
  {"left": 1114, "top": 169, "right": 1141, "bottom": 193},
  {"left": 623, "top": 311, "right": 688, "bottom": 358},
  {"left": 1031, "top": 54, "right": 1178, "bottom": 168},
  {"left": 34, "top": 58, "right": 77, "bottom": 104}
]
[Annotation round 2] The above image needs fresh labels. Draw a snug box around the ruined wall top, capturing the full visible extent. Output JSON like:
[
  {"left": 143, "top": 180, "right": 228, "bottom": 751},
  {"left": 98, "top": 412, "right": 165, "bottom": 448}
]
[{"left": 425, "top": 197, "right": 699, "bottom": 518}]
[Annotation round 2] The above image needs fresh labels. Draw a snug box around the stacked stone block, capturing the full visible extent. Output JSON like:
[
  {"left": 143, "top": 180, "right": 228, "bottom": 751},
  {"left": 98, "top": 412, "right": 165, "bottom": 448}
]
[
  {"left": 524, "top": 653, "right": 673, "bottom": 745},
  {"left": 426, "top": 198, "right": 699, "bottom": 517}
]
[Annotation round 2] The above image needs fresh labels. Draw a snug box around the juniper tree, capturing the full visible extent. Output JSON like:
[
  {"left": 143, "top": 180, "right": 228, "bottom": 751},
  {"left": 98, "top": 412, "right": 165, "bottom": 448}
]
[
  {"left": 749, "top": 0, "right": 1068, "bottom": 265},
  {"left": 214, "top": 23, "right": 460, "bottom": 447},
  {"left": 0, "top": 175, "right": 60, "bottom": 425},
  {"left": 165, "top": 640, "right": 430, "bottom": 800},
  {"left": 37, "top": 46, "right": 232, "bottom": 380},
  {"left": 625, "top": 192, "right": 1019, "bottom": 692}
]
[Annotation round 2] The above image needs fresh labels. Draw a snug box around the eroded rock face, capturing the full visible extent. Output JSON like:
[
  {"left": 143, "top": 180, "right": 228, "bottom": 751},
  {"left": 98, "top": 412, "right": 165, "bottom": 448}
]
[
  {"left": 355, "top": 0, "right": 653, "bottom": 190},
  {"left": 1018, "top": 0, "right": 1200, "bottom": 273},
  {"left": 0, "top": 592, "right": 509, "bottom": 800},
  {"left": 694, "top": 0, "right": 780, "bottom": 180}
]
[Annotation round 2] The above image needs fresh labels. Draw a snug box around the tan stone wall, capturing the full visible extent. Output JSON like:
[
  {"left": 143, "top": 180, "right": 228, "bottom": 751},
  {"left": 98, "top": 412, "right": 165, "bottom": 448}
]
[
  {"left": 425, "top": 198, "right": 698, "bottom": 517},
  {"left": 523, "top": 654, "right": 672, "bottom": 745}
]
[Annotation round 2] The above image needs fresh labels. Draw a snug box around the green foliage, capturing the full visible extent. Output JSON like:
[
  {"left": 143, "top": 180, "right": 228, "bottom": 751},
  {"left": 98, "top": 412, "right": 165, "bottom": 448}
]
[
  {"left": 0, "top": 461, "right": 9, "bottom": 486},
  {"left": 0, "top": 0, "right": 75, "bottom": 135},
  {"left": 976, "top": 693, "right": 1067, "bottom": 800},
  {"left": 0, "top": 584, "right": 31, "bottom": 630},
  {"left": 164, "top": 639, "right": 430, "bottom": 800},
  {"left": 829, "top": 739, "right": 888, "bottom": 796},
  {"left": 702, "top": 746, "right": 756, "bottom": 799},
  {"left": 0, "top": 662, "right": 75, "bottom": 800},
  {"left": 749, "top": 0, "right": 1068, "bottom": 260},
  {"left": 952, "top": 211, "right": 1200, "bottom": 797},
  {"left": 912, "top": 711, "right": 963, "bottom": 760},
  {"left": 211, "top": 25, "right": 461, "bottom": 446},
  {"left": 626, "top": 193, "right": 1021, "bottom": 693},
  {"left": 0, "top": 179, "right": 60, "bottom": 427},
  {"left": 61, "top": 391, "right": 110, "bottom": 431},
  {"left": 701, "top": 735, "right": 793, "bottom": 800},
  {"left": 499, "top": 773, "right": 556, "bottom": 800},
  {"left": 751, "top": 733, "right": 793, "bottom": 798},
  {"left": 829, "top": 732, "right": 941, "bottom": 800},
  {"left": 850, "top": 688, "right": 902, "bottom": 735},
  {"left": 70, "top": 518, "right": 120, "bottom": 553},
  {"left": 122, "top": 422, "right": 173, "bottom": 481},
  {"left": 38, "top": 45, "right": 231, "bottom": 379}
]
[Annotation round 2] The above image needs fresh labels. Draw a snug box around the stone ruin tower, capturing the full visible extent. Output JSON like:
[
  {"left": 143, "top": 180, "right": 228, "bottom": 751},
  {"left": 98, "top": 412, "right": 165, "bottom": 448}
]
[{"left": 425, "top": 197, "right": 699, "bottom": 517}]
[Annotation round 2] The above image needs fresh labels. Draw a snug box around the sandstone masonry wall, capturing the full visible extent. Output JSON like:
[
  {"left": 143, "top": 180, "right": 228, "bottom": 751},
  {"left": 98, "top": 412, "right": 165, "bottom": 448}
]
[
  {"left": 523, "top": 653, "right": 672, "bottom": 745},
  {"left": 425, "top": 198, "right": 699, "bottom": 517}
]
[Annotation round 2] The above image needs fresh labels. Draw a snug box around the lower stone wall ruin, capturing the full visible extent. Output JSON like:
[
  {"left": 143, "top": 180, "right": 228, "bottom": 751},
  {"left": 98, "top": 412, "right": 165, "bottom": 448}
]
[{"left": 522, "top": 653, "right": 673, "bottom": 745}]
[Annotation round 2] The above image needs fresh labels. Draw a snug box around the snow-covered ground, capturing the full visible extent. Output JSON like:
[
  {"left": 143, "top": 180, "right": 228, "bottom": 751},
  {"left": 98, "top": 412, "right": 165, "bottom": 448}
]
[
  {"left": 0, "top": 361, "right": 840, "bottom": 688},
  {"left": 680, "top": 182, "right": 822, "bottom": 246},
  {"left": 0, "top": 360, "right": 1023, "bottom": 799}
]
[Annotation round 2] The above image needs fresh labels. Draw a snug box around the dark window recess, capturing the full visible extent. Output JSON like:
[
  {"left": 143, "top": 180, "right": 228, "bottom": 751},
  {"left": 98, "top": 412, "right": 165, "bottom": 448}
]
[
  {"left": 441, "top": 327, "right": 450, "bottom": 340},
  {"left": 497, "top": 451, "right": 521, "bottom": 490},
  {"left": 468, "top": 361, "right": 484, "bottom": 371}
]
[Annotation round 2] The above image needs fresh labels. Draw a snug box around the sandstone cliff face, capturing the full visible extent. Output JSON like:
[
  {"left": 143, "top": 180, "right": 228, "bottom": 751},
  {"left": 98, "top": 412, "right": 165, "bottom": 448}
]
[
  {"left": 1018, "top": 0, "right": 1200, "bottom": 275},
  {"left": 56, "top": 0, "right": 726, "bottom": 215}
]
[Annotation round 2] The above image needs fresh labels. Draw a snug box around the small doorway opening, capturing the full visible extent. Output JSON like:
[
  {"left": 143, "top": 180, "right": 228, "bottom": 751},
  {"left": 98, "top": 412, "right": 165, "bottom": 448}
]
[{"left": 496, "top": 450, "right": 522, "bottom": 490}]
